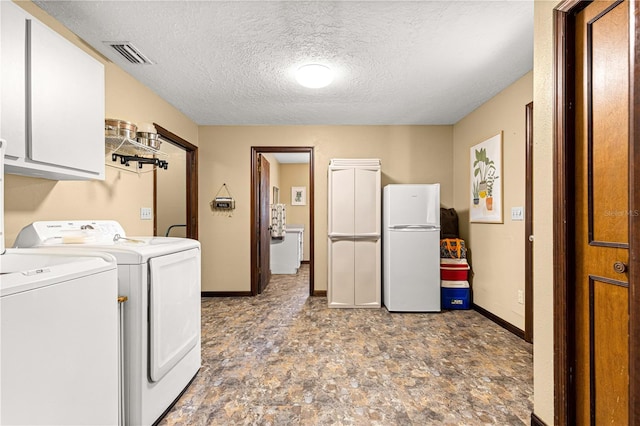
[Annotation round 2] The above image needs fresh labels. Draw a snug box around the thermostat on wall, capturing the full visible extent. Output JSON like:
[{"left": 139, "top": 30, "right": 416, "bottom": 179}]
[{"left": 211, "top": 196, "right": 235, "bottom": 210}]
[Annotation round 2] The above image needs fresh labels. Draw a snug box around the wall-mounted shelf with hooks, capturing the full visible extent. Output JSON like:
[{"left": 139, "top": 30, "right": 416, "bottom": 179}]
[
  {"left": 105, "top": 135, "right": 169, "bottom": 173},
  {"left": 111, "top": 153, "right": 169, "bottom": 170}
]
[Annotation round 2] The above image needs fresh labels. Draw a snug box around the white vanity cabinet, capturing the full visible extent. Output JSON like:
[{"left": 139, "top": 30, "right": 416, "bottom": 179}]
[
  {"left": 1, "top": 1, "right": 105, "bottom": 180},
  {"left": 270, "top": 226, "right": 304, "bottom": 275}
]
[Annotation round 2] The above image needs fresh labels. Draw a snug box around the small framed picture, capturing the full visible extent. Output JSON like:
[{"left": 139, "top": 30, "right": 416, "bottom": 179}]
[{"left": 291, "top": 186, "right": 306, "bottom": 206}]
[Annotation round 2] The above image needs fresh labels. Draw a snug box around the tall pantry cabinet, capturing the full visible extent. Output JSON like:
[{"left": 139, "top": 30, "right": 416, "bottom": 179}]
[{"left": 327, "top": 159, "right": 381, "bottom": 308}]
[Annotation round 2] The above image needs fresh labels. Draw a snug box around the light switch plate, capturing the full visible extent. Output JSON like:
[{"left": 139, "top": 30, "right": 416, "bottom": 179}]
[
  {"left": 511, "top": 206, "right": 524, "bottom": 221},
  {"left": 140, "top": 207, "right": 152, "bottom": 220}
]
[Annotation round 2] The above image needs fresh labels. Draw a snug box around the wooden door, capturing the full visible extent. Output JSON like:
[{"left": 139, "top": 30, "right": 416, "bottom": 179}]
[
  {"left": 574, "top": 1, "right": 629, "bottom": 424},
  {"left": 258, "top": 154, "right": 271, "bottom": 294}
]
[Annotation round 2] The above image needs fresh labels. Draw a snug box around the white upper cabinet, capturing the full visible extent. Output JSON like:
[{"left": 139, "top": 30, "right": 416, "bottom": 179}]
[
  {"left": 1, "top": 1, "right": 28, "bottom": 159},
  {"left": 29, "top": 18, "right": 105, "bottom": 177},
  {"left": 1, "top": 1, "right": 105, "bottom": 180}
]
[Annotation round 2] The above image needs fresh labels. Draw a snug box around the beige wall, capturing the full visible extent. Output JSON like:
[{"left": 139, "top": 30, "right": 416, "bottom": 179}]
[
  {"left": 532, "top": 0, "right": 555, "bottom": 423},
  {"left": 4, "top": 1, "right": 199, "bottom": 245},
  {"left": 197, "top": 125, "right": 453, "bottom": 292},
  {"left": 452, "top": 71, "right": 533, "bottom": 330},
  {"left": 156, "top": 143, "right": 187, "bottom": 238},
  {"left": 280, "top": 163, "right": 310, "bottom": 261}
]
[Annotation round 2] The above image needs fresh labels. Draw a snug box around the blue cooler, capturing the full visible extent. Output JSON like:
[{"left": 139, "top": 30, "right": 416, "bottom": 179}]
[{"left": 441, "top": 280, "right": 470, "bottom": 310}]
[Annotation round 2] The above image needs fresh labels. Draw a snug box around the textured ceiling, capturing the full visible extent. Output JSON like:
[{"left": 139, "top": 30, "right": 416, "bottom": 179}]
[{"left": 33, "top": 0, "right": 533, "bottom": 125}]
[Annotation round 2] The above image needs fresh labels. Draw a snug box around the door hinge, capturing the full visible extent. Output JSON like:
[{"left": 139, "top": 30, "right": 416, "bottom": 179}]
[{"left": 568, "top": 366, "right": 574, "bottom": 385}]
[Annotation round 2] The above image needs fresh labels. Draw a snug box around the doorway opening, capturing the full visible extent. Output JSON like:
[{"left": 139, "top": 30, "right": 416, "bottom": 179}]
[
  {"left": 153, "top": 124, "right": 198, "bottom": 240},
  {"left": 250, "top": 146, "right": 314, "bottom": 297}
]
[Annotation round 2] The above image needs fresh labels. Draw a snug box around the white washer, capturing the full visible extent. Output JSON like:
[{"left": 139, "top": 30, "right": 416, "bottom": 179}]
[
  {"left": 14, "top": 220, "right": 202, "bottom": 426},
  {"left": 1, "top": 250, "right": 120, "bottom": 426},
  {"left": 0, "top": 140, "right": 120, "bottom": 425}
]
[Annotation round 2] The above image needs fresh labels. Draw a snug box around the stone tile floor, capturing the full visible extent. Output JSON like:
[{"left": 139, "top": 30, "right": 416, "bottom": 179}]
[{"left": 159, "top": 265, "right": 533, "bottom": 425}]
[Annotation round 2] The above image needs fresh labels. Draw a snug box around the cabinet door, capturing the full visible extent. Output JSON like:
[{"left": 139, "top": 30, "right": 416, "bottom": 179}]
[
  {"left": 328, "top": 168, "right": 355, "bottom": 235},
  {"left": 30, "top": 18, "right": 105, "bottom": 177},
  {"left": 0, "top": 1, "right": 28, "bottom": 158},
  {"left": 354, "top": 238, "right": 381, "bottom": 307},
  {"left": 354, "top": 167, "right": 381, "bottom": 235},
  {"left": 328, "top": 238, "right": 355, "bottom": 307}
]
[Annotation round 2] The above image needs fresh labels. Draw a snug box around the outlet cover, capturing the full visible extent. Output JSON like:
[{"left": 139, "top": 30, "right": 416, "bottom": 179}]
[{"left": 140, "top": 207, "right": 152, "bottom": 220}]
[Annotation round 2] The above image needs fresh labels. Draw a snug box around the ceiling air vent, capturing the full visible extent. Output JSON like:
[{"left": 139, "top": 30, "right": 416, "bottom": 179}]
[{"left": 104, "top": 42, "right": 154, "bottom": 65}]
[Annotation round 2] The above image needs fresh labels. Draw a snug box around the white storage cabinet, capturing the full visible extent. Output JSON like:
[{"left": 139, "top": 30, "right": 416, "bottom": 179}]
[
  {"left": 1, "top": 1, "right": 105, "bottom": 180},
  {"left": 328, "top": 159, "right": 381, "bottom": 308}
]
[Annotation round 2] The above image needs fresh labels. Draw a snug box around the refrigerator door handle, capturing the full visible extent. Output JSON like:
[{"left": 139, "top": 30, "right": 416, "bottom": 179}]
[{"left": 389, "top": 225, "right": 439, "bottom": 230}]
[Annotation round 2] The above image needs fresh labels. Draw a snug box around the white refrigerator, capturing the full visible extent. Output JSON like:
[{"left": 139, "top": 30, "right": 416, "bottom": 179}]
[{"left": 383, "top": 184, "right": 441, "bottom": 312}]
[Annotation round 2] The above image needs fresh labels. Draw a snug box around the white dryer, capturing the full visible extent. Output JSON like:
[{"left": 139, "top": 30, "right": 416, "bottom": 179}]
[{"left": 14, "top": 220, "right": 202, "bottom": 426}]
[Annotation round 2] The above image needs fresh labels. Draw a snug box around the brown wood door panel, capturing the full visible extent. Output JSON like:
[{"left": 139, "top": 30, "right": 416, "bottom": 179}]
[
  {"left": 591, "top": 277, "right": 629, "bottom": 425},
  {"left": 575, "top": 1, "right": 630, "bottom": 425},
  {"left": 589, "top": 0, "right": 629, "bottom": 246}
]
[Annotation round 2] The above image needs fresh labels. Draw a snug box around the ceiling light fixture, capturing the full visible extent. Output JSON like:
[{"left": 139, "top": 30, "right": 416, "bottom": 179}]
[{"left": 296, "top": 64, "right": 333, "bottom": 88}]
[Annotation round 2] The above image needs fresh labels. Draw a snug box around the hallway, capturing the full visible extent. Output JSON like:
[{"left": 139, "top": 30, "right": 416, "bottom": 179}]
[{"left": 160, "top": 265, "right": 533, "bottom": 425}]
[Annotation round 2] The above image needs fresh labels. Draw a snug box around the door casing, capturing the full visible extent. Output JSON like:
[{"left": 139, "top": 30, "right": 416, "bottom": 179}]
[
  {"left": 552, "top": 1, "right": 640, "bottom": 424},
  {"left": 153, "top": 124, "right": 198, "bottom": 240},
  {"left": 250, "top": 146, "right": 315, "bottom": 296}
]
